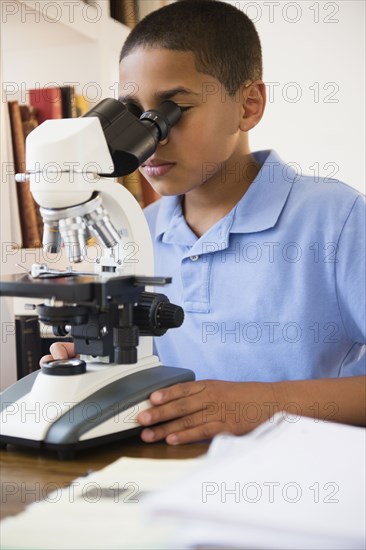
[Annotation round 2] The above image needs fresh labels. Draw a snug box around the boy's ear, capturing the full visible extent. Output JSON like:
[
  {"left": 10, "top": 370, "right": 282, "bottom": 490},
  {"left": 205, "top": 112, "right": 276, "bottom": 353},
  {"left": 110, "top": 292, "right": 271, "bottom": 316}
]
[{"left": 239, "top": 80, "right": 266, "bottom": 132}]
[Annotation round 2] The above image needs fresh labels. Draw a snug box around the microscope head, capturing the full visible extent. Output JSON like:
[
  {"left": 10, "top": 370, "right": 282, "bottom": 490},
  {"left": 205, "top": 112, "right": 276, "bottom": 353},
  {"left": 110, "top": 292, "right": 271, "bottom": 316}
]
[{"left": 23, "top": 99, "right": 181, "bottom": 262}]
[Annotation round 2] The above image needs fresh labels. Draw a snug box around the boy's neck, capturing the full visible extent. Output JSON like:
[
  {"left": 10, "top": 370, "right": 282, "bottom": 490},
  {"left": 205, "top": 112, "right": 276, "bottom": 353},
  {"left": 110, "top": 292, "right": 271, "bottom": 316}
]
[{"left": 182, "top": 152, "right": 260, "bottom": 238}]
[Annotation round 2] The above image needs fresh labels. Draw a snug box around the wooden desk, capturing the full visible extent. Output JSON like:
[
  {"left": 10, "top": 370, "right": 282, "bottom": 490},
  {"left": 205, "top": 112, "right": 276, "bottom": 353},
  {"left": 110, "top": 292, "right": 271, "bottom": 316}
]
[{"left": 0, "top": 439, "right": 208, "bottom": 520}]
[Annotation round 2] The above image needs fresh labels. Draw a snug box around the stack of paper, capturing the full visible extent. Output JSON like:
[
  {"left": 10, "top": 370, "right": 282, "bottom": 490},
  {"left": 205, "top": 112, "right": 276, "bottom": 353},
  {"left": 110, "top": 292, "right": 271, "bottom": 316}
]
[
  {"left": 0, "top": 456, "right": 203, "bottom": 549},
  {"left": 143, "top": 415, "right": 366, "bottom": 549},
  {"left": 2, "top": 416, "right": 365, "bottom": 549}
]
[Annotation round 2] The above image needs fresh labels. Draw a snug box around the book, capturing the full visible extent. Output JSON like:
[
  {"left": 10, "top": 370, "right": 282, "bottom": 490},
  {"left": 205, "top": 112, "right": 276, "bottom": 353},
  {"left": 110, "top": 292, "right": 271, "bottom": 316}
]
[
  {"left": 75, "top": 94, "right": 90, "bottom": 117},
  {"left": 7, "top": 101, "right": 42, "bottom": 248},
  {"left": 19, "top": 105, "right": 44, "bottom": 239},
  {"left": 110, "top": 0, "right": 139, "bottom": 28},
  {"left": 1, "top": 93, "right": 22, "bottom": 250},
  {"left": 60, "top": 86, "right": 78, "bottom": 118},
  {"left": 28, "top": 87, "right": 63, "bottom": 124},
  {"left": 110, "top": 1, "right": 169, "bottom": 27},
  {"left": 19, "top": 104, "right": 38, "bottom": 138},
  {"left": 15, "top": 316, "right": 42, "bottom": 379}
]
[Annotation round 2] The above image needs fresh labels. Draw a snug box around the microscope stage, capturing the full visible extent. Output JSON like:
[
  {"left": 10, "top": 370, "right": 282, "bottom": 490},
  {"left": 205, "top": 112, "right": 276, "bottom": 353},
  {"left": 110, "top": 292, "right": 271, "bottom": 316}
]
[{"left": 0, "top": 274, "right": 142, "bottom": 304}]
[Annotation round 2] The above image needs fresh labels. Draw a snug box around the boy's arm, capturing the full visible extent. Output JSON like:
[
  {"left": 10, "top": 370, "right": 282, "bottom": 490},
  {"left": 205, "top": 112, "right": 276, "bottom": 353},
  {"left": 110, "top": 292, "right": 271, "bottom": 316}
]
[{"left": 137, "top": 376, "right": 366, "bottom": 444}]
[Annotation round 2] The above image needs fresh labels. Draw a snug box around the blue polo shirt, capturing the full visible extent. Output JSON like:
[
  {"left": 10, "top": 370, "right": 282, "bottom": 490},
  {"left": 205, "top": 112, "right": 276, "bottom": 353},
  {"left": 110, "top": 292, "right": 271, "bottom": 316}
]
[{"left": 144, "top": 150, "right": 366, "bottom": 382}]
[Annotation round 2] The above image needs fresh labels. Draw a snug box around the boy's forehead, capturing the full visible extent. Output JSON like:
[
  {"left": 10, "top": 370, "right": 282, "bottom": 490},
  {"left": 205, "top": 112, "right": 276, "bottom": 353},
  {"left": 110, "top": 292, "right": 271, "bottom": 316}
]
[{"left": 118, "top": 47, "right": 218, "bottom": 100}]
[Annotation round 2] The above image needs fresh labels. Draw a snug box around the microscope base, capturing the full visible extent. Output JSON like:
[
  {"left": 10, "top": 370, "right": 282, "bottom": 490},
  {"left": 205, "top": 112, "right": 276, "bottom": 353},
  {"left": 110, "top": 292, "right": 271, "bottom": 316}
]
[{"left": 0, "top": 365, "right": 194, "bottom": 459}]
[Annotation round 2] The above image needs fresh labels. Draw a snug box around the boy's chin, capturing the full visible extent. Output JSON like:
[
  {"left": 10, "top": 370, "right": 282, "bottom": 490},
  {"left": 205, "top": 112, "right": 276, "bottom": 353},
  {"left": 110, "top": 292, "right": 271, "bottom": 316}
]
[
  {"left": 155, "top": 188, "right": 178, "bottom": 197},
  {"left": 143, "top": 173, "right": 194, "bottom": 197},
  {"left": 148, "top": 182, "right": 179, "bottom": 197}
]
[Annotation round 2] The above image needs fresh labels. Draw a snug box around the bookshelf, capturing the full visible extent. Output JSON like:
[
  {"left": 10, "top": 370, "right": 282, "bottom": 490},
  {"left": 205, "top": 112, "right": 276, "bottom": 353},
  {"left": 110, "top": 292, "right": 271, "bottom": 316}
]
[{"left": 0, "top": 0, "right": 132, "bottom": 389}]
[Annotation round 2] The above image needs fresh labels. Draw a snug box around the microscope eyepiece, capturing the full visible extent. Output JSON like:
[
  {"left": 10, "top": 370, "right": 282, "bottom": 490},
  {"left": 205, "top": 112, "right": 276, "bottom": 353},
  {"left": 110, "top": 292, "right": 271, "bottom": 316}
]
[
  {"left": 140, "top": 101, "right": 181, "bottom": 141},
  {"left": 82, "top": 99, "right": 181, "bottom": 177}
]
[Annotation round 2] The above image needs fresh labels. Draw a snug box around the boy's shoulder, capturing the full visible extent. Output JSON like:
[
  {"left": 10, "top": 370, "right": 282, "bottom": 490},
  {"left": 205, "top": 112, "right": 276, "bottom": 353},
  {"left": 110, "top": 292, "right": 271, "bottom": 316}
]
[
  {"left": 258, "top": 149, "right": 363, "bottom": 203},
  {"left": 293, "top": 172, "right": 363, "bottom": 202},
  {"left": 288, "top": 170, "right": 364, "bottom": 225},
  {"left": 257, "top": 150, "right": 364, "bottom": 224}
]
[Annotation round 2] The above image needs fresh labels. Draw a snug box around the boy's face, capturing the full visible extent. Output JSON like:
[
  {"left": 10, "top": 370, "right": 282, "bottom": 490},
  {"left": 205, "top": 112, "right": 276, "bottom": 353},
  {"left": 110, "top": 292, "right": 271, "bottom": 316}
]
[{"left": 119, "top": 47, "right": 249, "bottom": 197}]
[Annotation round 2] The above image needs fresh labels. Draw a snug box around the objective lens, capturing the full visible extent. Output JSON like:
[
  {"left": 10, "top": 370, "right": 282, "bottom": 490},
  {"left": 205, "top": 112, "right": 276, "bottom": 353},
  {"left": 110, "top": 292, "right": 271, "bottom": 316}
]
[
  {"left": 59, "top": 216, "right": 88, "bottom": 263},
  {"left": 85, "top": 202, "right": 120, "bottom": 248},
  {"left": 40, "top": 194, "right": 119, "bottom": 263},
  {"left": 42, "top": 220, "right": 62, "bottom": 254}
]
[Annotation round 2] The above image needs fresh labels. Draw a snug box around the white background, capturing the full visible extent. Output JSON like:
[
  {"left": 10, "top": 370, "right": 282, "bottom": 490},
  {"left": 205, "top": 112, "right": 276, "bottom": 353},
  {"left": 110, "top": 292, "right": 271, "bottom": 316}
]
[{"left": 229, "top": 0, "right": 365, "bottom": 193}]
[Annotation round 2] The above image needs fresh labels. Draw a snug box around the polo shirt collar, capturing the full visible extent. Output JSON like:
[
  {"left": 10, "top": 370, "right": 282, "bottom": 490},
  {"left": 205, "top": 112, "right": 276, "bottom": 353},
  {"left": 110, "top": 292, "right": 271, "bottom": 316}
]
[
  {"left": 230, "top": 150, "right": 295, "bottom": 233},
  {"left": 154, "top": 150, "right": 295, "bottom": 246}
]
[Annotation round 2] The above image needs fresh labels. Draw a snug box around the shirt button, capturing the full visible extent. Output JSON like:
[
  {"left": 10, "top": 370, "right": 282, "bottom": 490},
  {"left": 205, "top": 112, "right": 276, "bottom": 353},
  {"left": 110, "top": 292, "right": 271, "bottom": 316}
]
[{"left": 189, "top": 255, "right": 199, "bottom": 262}]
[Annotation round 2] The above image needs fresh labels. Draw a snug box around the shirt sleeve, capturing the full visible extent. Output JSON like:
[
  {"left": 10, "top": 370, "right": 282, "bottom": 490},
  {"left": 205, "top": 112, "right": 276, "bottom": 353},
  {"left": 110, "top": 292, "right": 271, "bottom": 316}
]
[{"left": 335, "top": 194, "right": 366, "bottom": 344}]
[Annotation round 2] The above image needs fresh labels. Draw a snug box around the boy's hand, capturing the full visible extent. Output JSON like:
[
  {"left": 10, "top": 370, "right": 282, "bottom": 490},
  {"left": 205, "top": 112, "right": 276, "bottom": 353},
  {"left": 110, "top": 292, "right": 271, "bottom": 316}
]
[
  {"left": 137, "top": 380, "right": 276, "bottom": 445},
  {"left": 40, "top": 342, "right": 77, "bottom": 366}
]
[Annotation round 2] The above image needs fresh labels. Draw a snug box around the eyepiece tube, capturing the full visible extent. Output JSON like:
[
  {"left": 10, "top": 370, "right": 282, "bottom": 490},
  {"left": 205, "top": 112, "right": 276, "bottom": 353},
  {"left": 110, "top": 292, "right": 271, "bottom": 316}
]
[{"left": 139, "top": 101, "right": 181, "bottom": 141}]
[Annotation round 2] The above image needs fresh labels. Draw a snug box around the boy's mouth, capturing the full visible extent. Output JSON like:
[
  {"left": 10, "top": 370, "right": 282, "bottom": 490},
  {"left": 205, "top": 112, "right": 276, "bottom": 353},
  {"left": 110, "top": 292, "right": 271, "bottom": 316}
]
[{"left": 142, "top": 159, "right": 175, "bottom": 177}]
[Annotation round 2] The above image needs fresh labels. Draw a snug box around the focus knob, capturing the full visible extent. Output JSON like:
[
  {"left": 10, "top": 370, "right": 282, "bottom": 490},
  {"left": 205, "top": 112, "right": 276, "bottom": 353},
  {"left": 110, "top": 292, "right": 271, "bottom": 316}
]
[
  {"left": 157, "top": 301, "right": 184, "bottom": 329},
  {"left": 134, "top": 292, "right": 184, "bottom": 336}
]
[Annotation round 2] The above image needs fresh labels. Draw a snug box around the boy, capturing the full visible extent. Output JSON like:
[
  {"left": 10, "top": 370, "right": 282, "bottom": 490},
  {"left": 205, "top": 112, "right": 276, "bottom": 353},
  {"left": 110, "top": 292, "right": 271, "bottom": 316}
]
[{"left": 45, "top": 0, "right": 366, "bottom": 445}]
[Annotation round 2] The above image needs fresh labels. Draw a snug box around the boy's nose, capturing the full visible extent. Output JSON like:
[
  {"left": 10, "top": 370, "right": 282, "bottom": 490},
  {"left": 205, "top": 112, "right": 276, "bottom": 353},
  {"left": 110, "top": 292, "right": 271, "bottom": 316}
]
[{"left": 159, "top": 136, "right": 169, "bottom": 145}]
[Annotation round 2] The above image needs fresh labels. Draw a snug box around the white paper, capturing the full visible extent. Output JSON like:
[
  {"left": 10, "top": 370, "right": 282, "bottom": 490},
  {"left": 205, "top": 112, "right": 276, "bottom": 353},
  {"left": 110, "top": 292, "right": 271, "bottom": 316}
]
[
  {"left": 144, "top": 415, "right": 366, "bottom": 549},
  {"left": 0, "top": 456, "right": 203, "bottom": 550}
]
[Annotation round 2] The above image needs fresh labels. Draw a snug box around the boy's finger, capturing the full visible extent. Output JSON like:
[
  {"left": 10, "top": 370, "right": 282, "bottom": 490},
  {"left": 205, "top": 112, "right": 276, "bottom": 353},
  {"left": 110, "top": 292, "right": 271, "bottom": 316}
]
[
  {"left": 49, "top": 342, "right": 74, "bottom": 360},
  {"left": 140, "top": 410, "right": 208, "bottom": 442},
  {"left": 39, "top": 354, "right": 53, "bottom": 366},
  {"left": 165, "top": 421, "right": 224, "bottom": 445},
  {"left": 138, "top": 395, "right": 202, "bottom": 425},
  {"left": 149, "top": 380, "right": 207, "bottom": 405}
]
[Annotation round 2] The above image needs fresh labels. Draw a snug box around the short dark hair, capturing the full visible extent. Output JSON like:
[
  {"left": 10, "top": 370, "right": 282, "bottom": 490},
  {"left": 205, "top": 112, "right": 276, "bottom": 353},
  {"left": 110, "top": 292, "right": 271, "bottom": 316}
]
[{"left": 119, "top": 0, "right": 262, "bottom": 95}]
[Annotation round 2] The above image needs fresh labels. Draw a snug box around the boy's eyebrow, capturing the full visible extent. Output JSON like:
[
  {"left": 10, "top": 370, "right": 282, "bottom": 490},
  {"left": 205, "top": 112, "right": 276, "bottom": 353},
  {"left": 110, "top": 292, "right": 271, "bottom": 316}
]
[{"left": 119, "top": 87, "right": 200, "bottom": 104}]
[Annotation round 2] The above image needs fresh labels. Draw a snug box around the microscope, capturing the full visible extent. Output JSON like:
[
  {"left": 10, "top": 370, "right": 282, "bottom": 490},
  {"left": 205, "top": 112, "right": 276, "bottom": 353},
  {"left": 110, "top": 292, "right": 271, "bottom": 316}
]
[{"left": 0, "top": 99, "right": 194, "bottom": 458}]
